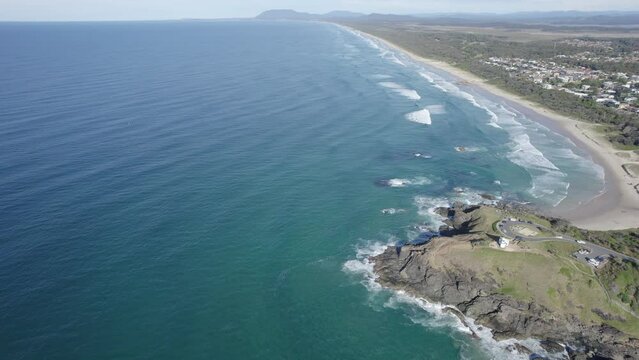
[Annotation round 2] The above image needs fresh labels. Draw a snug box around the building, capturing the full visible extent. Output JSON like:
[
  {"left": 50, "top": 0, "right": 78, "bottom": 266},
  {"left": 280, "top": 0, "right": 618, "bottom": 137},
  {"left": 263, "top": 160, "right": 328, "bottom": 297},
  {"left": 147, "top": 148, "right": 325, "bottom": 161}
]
[{"left": 498, "top": 237, "right": 511, "bottom": 248}]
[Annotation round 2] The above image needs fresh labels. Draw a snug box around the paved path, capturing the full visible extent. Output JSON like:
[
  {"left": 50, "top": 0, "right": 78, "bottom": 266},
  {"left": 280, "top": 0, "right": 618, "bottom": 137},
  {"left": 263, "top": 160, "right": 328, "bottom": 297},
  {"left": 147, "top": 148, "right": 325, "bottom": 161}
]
[{"left": 497, "top": 220, "right": 639, "bottom": 265}]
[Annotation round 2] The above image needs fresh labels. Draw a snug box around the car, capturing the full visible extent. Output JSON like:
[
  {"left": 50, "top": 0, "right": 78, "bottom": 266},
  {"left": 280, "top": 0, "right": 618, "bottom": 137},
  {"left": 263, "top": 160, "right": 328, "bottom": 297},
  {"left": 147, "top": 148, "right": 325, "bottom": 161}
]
[{"left": 576, "top": 240, "right": 586, "bottom": 244}]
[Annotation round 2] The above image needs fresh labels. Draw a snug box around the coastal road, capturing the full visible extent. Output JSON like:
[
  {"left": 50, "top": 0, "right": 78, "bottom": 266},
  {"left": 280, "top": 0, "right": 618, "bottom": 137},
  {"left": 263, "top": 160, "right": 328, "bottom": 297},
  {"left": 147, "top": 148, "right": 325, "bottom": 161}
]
[{"left": 497, "top": 220, "right": 639, "bottom": 265}]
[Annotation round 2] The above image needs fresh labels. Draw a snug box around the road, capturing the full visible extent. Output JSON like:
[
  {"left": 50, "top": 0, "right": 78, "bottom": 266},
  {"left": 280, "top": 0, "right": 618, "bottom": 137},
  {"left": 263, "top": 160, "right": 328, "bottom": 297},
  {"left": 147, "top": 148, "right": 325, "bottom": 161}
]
[{"left": 497, "top": 220, "right": 639, "bottom": 265}]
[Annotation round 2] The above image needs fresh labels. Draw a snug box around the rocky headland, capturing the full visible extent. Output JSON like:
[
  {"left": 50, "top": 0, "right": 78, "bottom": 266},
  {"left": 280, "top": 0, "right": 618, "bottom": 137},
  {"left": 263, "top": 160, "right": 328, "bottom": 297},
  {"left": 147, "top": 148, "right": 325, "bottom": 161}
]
[{"left": 371, "top": 203, "right": 639, "bottom": 359}]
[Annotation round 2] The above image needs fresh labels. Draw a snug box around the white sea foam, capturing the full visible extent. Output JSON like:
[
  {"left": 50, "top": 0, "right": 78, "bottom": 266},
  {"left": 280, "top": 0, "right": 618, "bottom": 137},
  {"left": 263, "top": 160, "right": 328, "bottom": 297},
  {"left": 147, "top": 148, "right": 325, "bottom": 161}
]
[
  {"left": 387, "top": 52, "right": 406, "bottom": 66},
  {"left": 349, "top": 28, "right": 407, "bottom": 67},
  {"left": 378, "top": 82, "right": 422, "bottom": 100},
  {"left": 342, "top": 240, "right": 395, "bottom": 292},
  {"left": 413, "top": 196, "right": 450, "bottom": 229},
  {"left": 387, "top": 178, "right": 410, "bottom": 187},
  {"left": 432, "top": 84, "right": 448, "bottom": 93},
  {"left": 350, "top": 25, "right": 600, "bottom": 207},
  {"left": 457, "top": 93, "right": 572, "bottom": 206},
  {"left": 384, "top": 177, "right": 432, "bottom": 188},
  {"left": 418, "top": 72, "right": 435, "bottom": 83},
  {"left": 413, "top": 153, "right": 432, "bottom": 159},
  {"left": 414, "top": 189, "right": 500, "bottom": 229},
  {"left": 509, "top": 134, "right": 560, "bottom": 171},
  {"left": 454, "top": 146, "right": 484, "bottom": 153},
  {"left": 378, "top": 81, "right": 402, "bottom": 89},
  {"left": 396, "top": 89, "right": 421, "bottom": 100},
  {"left": 506, "top": 133, "right": 570, "bottom": 206},
  {"left": 381, "top": 208, "right": 405, "bottom": 215},
  {"left": 420, "top": 65, "right": 575, "bottom": 206},
  {"left": 409, "top": 177, "right": 432, "bottom": 186},
  {"left": 425, "top": 104, "right": 446, "bottom": 114},
  {"left": 405, "top": 109, "right": 431, "bottom": 125},
  {"left": 415, "top": 68, "right": 576, "bottom": 206},
  {"left": 388, "top": 292, "right": 567, "bottom": 359},
  {"left": 343, "top": 240, "right": 566, "bottom": 360}
]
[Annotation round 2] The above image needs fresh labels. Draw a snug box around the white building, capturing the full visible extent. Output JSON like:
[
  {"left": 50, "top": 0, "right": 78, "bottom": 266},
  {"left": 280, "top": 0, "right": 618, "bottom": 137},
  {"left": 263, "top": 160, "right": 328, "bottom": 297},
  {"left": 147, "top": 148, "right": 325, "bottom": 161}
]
[{"left": 498, "top": 237, "right": 511, "bottom": 248}]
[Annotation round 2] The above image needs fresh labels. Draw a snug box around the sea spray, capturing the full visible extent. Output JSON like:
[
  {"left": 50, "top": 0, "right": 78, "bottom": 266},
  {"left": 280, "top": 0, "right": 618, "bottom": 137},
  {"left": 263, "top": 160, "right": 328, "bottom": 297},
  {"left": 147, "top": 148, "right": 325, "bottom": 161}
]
[
  {"left": 405, "top": 109, "right": 432, "bottom": 125},
  {"left": 343, "top": 241, "right": 566, "bottom": 360},
  {"left": 378, "top": 82, "right": 421, "bottom": 100}
]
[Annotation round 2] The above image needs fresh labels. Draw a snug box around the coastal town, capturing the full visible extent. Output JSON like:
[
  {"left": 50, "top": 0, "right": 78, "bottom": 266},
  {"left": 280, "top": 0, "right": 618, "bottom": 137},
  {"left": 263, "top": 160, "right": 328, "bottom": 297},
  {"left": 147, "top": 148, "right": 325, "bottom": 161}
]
[{"left": 483, "top": 53, "right": 639, "bottom": 115}]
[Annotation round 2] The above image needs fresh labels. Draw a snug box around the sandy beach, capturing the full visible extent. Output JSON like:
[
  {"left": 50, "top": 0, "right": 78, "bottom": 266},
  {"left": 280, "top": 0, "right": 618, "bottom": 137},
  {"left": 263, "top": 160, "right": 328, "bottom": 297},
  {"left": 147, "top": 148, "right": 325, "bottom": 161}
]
[{"left": 350, "top": 27, "right": 639, "bottom": 230}]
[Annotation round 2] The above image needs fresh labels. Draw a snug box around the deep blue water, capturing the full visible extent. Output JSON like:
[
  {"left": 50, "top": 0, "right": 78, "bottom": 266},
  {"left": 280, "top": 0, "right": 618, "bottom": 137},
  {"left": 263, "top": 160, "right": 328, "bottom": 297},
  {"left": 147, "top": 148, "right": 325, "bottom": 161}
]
[{"left": 0, "top": 21, "right": 603, "bottom": 359}]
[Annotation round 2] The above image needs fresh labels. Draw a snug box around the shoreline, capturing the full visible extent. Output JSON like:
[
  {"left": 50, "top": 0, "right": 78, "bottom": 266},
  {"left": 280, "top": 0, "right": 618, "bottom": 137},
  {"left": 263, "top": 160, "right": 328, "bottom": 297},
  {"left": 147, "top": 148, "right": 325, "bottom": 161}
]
[{"left": 344, "top": 25, "right": 639, "bottom": 230}]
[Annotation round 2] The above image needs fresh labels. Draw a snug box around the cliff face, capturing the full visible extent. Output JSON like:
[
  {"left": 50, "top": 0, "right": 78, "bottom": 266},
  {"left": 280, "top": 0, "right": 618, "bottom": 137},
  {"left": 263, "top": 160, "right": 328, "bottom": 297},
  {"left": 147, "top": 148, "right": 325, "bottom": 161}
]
[{"left": 372, "top": 237, "right": 639, "bottom": 359}]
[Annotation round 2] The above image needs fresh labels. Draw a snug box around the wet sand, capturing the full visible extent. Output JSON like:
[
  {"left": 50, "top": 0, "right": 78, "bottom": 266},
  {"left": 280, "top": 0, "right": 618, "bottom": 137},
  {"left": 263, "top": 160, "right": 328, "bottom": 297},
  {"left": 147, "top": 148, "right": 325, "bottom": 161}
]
[{"left": 350, "top": 27, "right": 639, "bottom": 230}]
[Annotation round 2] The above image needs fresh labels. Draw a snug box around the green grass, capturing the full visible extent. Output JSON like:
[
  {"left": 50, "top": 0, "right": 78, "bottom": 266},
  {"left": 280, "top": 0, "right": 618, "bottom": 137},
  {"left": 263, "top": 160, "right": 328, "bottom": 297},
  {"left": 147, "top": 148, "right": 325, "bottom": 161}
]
[
  {"left": 491, "top": 220, "right": 500, "bottom": 233},
  {"left": 513, "top": 213, "right": 552, "bottom": 229},
  {"left": 460, "top": 246, "right": 639, "bottom": 334},
  {"left": 614, "top": 143, "right": 639, "bottom": 151},
  {"left": 530, "top": 241, "right": 579, "bottom": 256},
  {"left": 470, "top": 207, "right": 503, "bottom": 236},
  {"left": 559, "top": 267, "right": 573, "bottom": 279},
  {"left": 608, "top": 318, "right": 639, "bottom": 337},
  {"left": 498, "top": 280, "right": 533, "bottom": 300},
  {"left": 592, "top": 124, "right": 612, "bottom": 134},
  {"left": 615, "top": 268, "right": 639, "bottom": 289}
]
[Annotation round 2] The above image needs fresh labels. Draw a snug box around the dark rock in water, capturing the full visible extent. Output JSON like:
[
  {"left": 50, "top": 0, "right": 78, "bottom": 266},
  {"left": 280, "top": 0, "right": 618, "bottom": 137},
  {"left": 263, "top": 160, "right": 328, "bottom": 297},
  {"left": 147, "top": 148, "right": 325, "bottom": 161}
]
[
  {"left": 539, "top": 340, "right": 564, "bottom": 353},
  {"left": 462, "top": 204, "right": 481, "bottom": 213},
  {"left": 505, "top": 343, "right": 533, "bottom": 355},
  {"left": 434, "top": 206, "right": 451, "bottom": 218},
  {"left": 442, "top": 307, "right": 478, "bottom": 338},
  {"left": 529, "top": 354, "right": 548, "bottom": 360},
  {"left": 375, "top": 179, "right": 391, "bottom": 187},
  {"left": 480, "top": 193, "right": 496, "bottom": 201},
  {"left": 411, "top": 231, "right": 436, "bottom": 245},
  {"left": 370, "top": 234, "right": 639, "bottom": 360},
  {"left": 515, "top": 343, "right": 533, "bottom": 355}
]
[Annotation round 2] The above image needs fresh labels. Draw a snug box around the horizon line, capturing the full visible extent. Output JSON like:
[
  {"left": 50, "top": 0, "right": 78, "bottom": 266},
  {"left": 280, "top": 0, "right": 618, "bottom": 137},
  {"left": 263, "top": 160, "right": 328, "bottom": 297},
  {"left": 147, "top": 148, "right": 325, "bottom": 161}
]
[{"left": 3, "top": 9, "right": 639, "bottom": 23}]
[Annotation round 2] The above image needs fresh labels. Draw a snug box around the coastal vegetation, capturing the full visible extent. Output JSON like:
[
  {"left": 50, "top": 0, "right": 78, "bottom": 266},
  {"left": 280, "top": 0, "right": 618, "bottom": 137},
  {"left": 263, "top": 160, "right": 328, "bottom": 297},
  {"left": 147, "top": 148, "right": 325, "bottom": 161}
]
[
  {"left": 373, "top": 203, "right": 639, "bottom": 357},
  {"left": 549, "top": 218, "right": 639, "bottom": 258},
  {"left": 339, "top": 22, "right": 639, "bottom": 148}
]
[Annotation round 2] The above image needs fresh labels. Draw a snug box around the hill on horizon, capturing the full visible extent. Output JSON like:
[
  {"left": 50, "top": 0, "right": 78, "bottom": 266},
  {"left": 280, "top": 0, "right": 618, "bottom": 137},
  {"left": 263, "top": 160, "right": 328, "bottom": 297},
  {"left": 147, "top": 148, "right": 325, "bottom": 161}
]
[{"left": 255, "top": 9, "right": 639, "bottom": 26}]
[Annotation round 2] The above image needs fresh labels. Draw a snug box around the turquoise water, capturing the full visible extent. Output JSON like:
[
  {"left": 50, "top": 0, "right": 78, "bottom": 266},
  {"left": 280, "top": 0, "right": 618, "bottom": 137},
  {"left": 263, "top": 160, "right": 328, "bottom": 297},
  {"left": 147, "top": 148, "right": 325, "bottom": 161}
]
[{"left": 0, "top": 21, "right": 602, "bottom": 359}]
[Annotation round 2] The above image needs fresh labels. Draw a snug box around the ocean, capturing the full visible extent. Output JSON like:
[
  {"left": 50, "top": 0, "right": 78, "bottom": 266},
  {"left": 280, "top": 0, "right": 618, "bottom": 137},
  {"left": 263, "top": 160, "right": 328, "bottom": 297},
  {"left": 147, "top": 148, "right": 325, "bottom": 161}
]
[{"left": 0, "top": 20, "right": 603, "bottom": 359}]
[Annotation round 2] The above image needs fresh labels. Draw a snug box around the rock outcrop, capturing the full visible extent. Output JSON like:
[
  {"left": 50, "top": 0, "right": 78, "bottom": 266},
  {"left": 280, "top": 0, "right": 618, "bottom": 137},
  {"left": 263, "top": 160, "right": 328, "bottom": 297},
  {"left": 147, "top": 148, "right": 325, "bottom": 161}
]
[{"left": 372, "top": 237, "right": 639, "bottom": 359}]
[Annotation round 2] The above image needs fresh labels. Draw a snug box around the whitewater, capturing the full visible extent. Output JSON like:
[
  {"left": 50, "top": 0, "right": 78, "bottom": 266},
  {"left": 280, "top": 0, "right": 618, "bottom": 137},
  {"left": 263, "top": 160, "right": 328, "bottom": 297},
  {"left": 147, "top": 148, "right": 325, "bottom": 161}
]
[{"left": 0, "top": 20, "right": 608, "bottom": 360}]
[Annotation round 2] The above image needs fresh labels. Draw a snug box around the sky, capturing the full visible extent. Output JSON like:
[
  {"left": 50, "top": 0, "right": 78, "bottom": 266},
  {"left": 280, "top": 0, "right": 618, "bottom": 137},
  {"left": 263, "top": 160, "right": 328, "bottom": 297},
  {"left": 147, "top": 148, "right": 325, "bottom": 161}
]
[{"left": 1, "top": 0, "right": 638, "bottom": 21}]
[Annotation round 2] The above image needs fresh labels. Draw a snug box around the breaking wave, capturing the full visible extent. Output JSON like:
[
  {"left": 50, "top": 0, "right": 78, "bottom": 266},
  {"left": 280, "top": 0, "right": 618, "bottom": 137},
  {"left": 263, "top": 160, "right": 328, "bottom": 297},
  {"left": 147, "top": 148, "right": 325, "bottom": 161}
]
[
  {"left": 405, "top": 109, "right": 431, "bottom": 125},
  {"left": 342, "top": 239, "right": 395, "bottom": 292},
  {"left": 426, "top": 104, "right": 446, "bottom": 114},
  {"left": 378, "top": 82, "right": 421, "bottom": 100},
  {"left": 413, "top": 189, "right": 501, "bottom": 230},
  {"left": 380, "top": 208, "right": 405, "bottom": 215},
  {"left": 421, "top": 63, "right": 575, "bottom": 206},
  {"left": 378, "top": 177, "right": 432, "bottom": 188},
  {"left": 343, "top": 241, "right": 566, "bottom": 360}
]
